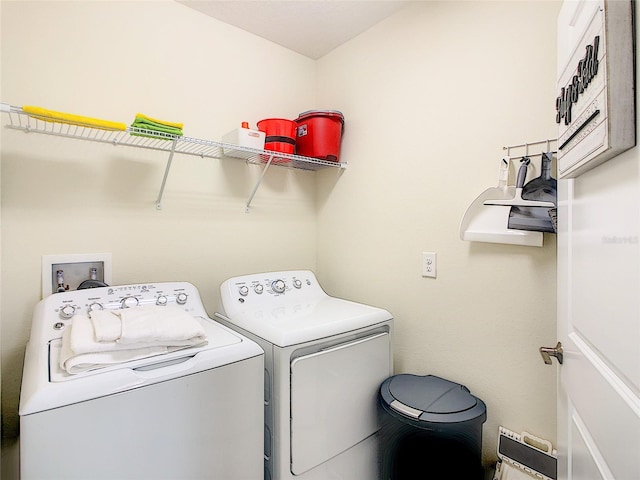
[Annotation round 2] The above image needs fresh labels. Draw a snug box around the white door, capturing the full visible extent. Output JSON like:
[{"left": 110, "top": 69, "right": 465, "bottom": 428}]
[
  {"left": 553, "top": 1, "right": 640, "bottom": 478},
  {"left": 555, "top": 165, "right": 640, "bottom": 478}
]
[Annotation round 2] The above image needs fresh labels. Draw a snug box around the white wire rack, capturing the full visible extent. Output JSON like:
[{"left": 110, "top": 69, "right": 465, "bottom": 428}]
[{"left": 1, "top": 104, "right": 347, "bottom": 211}]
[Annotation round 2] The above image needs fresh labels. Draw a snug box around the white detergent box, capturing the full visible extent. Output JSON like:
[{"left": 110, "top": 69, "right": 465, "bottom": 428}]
[{"left": 221, "top": 125, "right": 265, "bottom": 159}]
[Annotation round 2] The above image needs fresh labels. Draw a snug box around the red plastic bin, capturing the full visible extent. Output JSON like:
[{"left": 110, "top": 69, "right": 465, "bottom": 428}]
[
  {"left": 257, "top": 118, "right": 296, "bottom": 155},
  {"left": 294, "top": 110, "right": 344, "bottom": 162}
]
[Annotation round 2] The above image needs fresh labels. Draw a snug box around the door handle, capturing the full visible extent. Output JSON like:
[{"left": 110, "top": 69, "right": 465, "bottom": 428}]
[{"left": 539, "top": 341, "right": 563, "bottom": 365}]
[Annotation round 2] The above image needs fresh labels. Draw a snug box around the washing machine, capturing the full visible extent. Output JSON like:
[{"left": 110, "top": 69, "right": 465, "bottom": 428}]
[
  {"left": 215, "top": 270, "right": 394, "bottom": 480},
  {"left": 19, "top": 281, "right": 264, "bottom": 480}
]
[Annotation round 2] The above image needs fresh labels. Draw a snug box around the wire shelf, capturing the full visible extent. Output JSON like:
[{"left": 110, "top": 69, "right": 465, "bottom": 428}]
[{"left": 2, "top": 104, "right": 347, "bottom": 210}]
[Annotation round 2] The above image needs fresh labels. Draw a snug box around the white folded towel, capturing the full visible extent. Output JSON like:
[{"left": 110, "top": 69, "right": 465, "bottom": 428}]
[
  {"left": 71, "top": 313, "right": 125, "bottom": 354},
  {"left": 59, "top": 307, "right": 208, "bottom": 375},
  {"left": 113, "top": 305, "right": 207, "bottom": 345},
  {"left": 90, "top": 309, "right": 122, "bottom": 342},
  {"left": 60, "top": 325, "right": 173, "bottom": 374},
  {"left": 89, "top": 305, "right": 207, "bottom": 345}
]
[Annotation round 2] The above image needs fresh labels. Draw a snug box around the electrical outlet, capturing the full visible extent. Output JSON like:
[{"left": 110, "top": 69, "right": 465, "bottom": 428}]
[
  {"left": 422, "top": 252, "right": 437, "bottom": 278},
  {"left": 42, "top": 253, "right": 112, "bottom": 298}
]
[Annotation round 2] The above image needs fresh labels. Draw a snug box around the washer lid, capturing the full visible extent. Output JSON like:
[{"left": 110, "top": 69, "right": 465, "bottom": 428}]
[{"left": 384, "top": 374, "right": 483, "bottom": 421}]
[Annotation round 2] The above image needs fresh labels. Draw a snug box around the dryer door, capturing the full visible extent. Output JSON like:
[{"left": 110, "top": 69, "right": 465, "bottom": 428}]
[{"left": 290, "top": 331, "right": 391, "bottom": 475}]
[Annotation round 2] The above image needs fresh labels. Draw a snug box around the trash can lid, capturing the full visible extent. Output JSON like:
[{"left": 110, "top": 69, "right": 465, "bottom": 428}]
[{"left": 380, "top": 374, "right": 486, "bottom": 424}]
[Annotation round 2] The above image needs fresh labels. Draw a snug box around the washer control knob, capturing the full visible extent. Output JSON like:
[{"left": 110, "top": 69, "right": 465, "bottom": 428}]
[
  {"left": 88, "top": 302, "right": 104, "bottom": 312},
  {"left": 293, "top": 279, "right": 302, "bottom": 289},
  {"left": 59, "top": 305, "right": 76, "bottom": 319},
  {"left": 156, "top": 295, "right": 168, "bottom": 306},
  {"left": 271, "top": 279, "right": 286, "bottom": 294},
  {"left": 239, "top": 286, "right": 249, "bottom": 297},
  {"left": 121, "top": 296, "right": 139, "bottom": 308},
  {"left": 176, "top": 292, "right": 188, "bottom": 305},
  {"left": 254, "top": 284, "right": 264, "bottom": 294}
]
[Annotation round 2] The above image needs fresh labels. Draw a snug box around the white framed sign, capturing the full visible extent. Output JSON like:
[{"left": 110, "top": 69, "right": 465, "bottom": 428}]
[{"left": 556, "top": 0, "right": 635, "bottom": 178}]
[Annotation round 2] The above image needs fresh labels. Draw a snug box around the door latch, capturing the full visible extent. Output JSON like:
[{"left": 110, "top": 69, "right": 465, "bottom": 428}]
[{"left": 539, "top": 341, "right": 563, "bottom": 365}]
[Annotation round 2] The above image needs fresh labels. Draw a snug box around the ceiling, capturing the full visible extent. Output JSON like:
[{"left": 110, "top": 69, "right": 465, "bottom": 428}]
[{"left": 178, "top": 1, "right": 410, "bottom": 59}]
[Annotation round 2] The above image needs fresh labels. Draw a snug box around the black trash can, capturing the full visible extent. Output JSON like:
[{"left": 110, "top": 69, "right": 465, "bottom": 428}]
[{"left": 378, "top": 374, "right": 487, "bottom": 479}]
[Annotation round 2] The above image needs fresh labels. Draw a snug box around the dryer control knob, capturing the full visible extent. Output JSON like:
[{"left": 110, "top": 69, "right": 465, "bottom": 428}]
[
  {"left": 176, "top": 292, "right": 188, "bottom": 305},
  {"left": 272, "top": 279, "right": 286, "bottom": 294},
  {"left": 88, "top": 302, "right": 104, "bottom": 312},
  {"left": 59, "top": 304, "right": 76, "bottom": 319},
  {"left": 238, "top": 286, "right": 249, "bottom": 297},
  {"left": 156, "top": 295, "right": 168, "bottom": 306},
  {"left": 293, "top": 279, "right": 302, "bottom": 289},
  {"left": 121, "top": 296, "right": 139, "bottom": 308},
  {"left": 254, "top": 284, "right": 264, "bottom": 294}
]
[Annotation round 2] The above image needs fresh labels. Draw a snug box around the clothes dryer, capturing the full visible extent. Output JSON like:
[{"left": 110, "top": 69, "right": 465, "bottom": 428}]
[
  {"left": 20, "top": 281, "right": 264, "bottom": 480},
  {"left": 215, "top": 270, "right": 393, "bottom": 480}
]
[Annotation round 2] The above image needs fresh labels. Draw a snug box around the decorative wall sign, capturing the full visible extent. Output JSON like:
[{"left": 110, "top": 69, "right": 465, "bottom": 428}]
[{"left": 556, "top": 0, "right": 635, "bottom": 178}]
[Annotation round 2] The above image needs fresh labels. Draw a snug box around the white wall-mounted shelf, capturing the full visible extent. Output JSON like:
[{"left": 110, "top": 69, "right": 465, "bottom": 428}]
[
  {"left": 1, "top": 103, "right": 346, "bottom": 211},
  {"left": 459, "top": 139, "right": 557, "bottom": 247}
]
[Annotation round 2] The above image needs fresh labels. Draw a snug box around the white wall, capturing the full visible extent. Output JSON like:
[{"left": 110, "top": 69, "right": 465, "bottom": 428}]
[
  {"left": 316, "top": 0, "right": 561, "bottom": 463},
  {"left": 1, "top": 0, "right": 562, "bottom": 474},
  {"left": 0, "top": 0, "right": 317, "bottom": 456}
]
